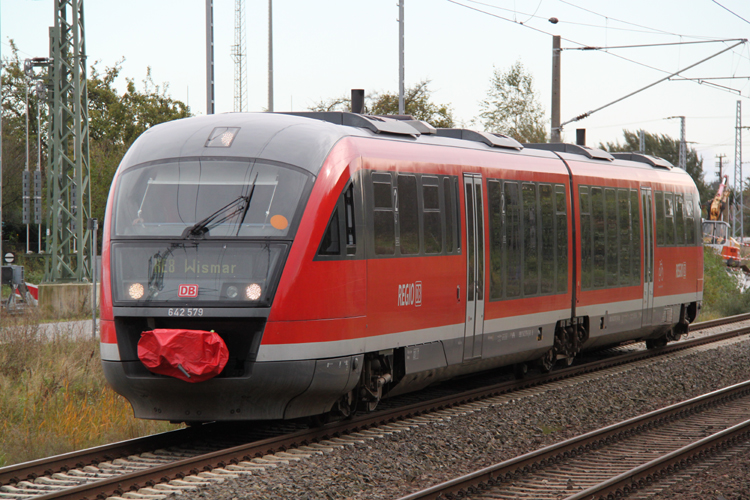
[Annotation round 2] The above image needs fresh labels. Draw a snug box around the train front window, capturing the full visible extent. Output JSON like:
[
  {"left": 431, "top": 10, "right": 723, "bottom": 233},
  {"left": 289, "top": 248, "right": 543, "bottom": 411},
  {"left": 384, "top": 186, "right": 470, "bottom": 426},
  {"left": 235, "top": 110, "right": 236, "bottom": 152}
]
[
  {"left": 110, "top": 241, "right": 285, "bottom": 305},
  {"left": 114, "top": 159, "right": 309, "bottom": 238}
]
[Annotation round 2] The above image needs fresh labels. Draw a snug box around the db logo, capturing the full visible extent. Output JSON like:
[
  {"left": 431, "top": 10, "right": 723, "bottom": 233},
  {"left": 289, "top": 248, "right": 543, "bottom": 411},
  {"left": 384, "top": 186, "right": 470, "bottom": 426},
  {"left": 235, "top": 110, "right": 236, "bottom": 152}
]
[
  {"left": 398, "top": 281, "right": 422, "bottom": 307},
  {"left": 178, "top": 284, "right": 199, "bottom": 298}
]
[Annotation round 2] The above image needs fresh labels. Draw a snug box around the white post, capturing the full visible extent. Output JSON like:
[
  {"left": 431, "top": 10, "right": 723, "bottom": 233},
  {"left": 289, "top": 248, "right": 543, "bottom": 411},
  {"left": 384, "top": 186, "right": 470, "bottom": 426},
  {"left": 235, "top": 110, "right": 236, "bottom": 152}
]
[{"left": 398, "top": 0, "right": 405, "bottom": 115}]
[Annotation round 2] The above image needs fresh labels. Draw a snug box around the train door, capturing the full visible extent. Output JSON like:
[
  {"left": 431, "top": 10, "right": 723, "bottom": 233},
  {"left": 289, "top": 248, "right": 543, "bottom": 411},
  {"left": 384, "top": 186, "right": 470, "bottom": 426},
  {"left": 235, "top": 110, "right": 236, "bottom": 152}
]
[
  {"left": 641, "top": 188, "right": 654, "bottom": 325},
  {"left": 463, "top": 174, "right": 485, "bottom": 361}
]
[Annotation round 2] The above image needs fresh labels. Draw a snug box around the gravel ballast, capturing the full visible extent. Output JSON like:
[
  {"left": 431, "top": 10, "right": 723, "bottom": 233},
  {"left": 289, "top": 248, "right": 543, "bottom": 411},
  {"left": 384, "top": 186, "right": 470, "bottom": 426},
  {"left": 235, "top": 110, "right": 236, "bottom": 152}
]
[{"left": 180, "top": 336, "right": 750, "bottom": 500}]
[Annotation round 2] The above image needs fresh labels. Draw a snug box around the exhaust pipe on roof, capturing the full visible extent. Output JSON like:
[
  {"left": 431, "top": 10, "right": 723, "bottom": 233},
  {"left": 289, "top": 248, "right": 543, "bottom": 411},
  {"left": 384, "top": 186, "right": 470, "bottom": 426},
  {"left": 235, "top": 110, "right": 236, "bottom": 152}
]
[
  {"left": 576, "top": 128, "right": 586, "bottom": 146},
  {"left": 351, "top": 89, "right": 365, "bottom": 114}
]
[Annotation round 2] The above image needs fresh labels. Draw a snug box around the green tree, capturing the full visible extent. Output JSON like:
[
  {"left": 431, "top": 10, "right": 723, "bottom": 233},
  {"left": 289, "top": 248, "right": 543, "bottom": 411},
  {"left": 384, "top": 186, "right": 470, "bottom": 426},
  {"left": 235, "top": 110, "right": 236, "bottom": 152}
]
[
  {"left": 87, "top": 61, "right": 191, "bottom": 226},
  {"left": 1, "top": 41, "right": 45, "bottom": 249},
  {"left": 600, "top": 130, "right": 710, "bottom": 204},
  {"left": 1, "top": 42, "right": 191, "bottom": 252},
  {"left": 309, "top": 79, "right": 455, "bottom": 128},
  {"left": 478, "top": 61, "right": 547, "bottom": 143}
]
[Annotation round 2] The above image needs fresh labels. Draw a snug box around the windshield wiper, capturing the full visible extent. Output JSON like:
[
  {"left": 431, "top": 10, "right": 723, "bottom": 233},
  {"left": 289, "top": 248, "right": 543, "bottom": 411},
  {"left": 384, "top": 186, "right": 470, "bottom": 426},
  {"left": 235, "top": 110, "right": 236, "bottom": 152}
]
[
  {"left": 235, "top": 173, "right": 259, "bottom": 235},
  {"left": 184, "top": 172, "right": 259, "bottom": 238},
  {"left": 185, "top": 196, "right": 248, "bottom": 237},
  {"left": 146, "top": 246, "right": 175, "bottom": 299}
]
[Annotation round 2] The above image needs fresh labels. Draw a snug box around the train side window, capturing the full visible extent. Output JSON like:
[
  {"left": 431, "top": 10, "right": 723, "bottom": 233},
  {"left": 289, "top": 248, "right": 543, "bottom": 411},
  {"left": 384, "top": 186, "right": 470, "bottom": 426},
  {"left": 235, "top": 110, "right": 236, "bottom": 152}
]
[
  {"left": 372, "top": 172, "right": 395, "bottom": 255},
  {"left": 505, "top": 181, "right": 522, "bottom": 298},
  {"left": 318, "top": 207, "right": 341, "bottom": 255},
  {"left": 475, "top": 180, "right": 485, "bottom": 301},
  {"left": 579, "top": 186, "right": 593, "bottom": 291},
  {"left": 398, "top": 175, "right": 420, "bottom": 255},
  {"left": 630, "top": 189, "right": 641, "bottom": 285},
  {"left": 605, "top": 188, "right": 618, "bottom": 287},
  {"left": 443, "top": 178, "right": 455, "bottom": 253},
  {"left": 555, "top": 184, "right": 568, "bottom": 294},
  {"left": 674, "top": 193, "right": 685, "bottom": 246},
  {"left": 655, "top": 191, "right": 665, "bottom": 246},
  {"left": 591, "top": 187, "right": 605, "bottom": 288},
  {"left": 318, "top": 182, "right": 357, "bottom": 258},
  {"left": 522, "top": 183, "right": 539, "bottom": 296},
  {"left": 540, "top": 184, "right": 555, "bottom": 294},
  {"left": 617, "top": 189, "right": 631, "bottom": 287},
  {"left": 422, "top": 177, "right": 442, "bottom": 254},
  {"left": 684, "top": 194, "right": 696, "bottom": 245},
  {"left": 488, "top": 179, "right": 503, "bottom": 300},
  {"left": 664, "top": 192, "right": 675, "bottom": 246},
  {"left": 453, "top": 177, "right": 462, "bottom": 252}
]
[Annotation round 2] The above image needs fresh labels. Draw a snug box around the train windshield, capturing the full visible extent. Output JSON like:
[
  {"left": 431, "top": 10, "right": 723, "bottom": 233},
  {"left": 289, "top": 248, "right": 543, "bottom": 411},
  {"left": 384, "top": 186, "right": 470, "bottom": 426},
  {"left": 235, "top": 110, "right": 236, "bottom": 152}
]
[{"left": 113, "top": 159, "right": 309, "bottom": 238}]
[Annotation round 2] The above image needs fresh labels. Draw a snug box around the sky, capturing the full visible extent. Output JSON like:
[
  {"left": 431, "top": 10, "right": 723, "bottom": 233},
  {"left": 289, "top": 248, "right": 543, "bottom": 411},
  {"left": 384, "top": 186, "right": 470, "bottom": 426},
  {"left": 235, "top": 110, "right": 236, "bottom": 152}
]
[{"left": 4, "top": 0, "right": 750, "bottom": 187}]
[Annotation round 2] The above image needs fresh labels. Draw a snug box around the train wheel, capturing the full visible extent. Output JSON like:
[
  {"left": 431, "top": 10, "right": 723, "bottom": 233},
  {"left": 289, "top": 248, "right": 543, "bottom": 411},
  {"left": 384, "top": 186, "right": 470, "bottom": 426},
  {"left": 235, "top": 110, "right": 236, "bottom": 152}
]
[
  {"left": 539, "top": 349, "right": 556, "bottom": 373},
  {"left": 513, "top": 363, "right": 528, "bottom": 380},
  {"left": 645, "top": 337, "right": 668, "bottom": 349},
  {"left": 562, "top": 356, "right": 575, "bottom": 367},
  {"left": 310, "top": 412, "right": 332, "bottom": 427}
]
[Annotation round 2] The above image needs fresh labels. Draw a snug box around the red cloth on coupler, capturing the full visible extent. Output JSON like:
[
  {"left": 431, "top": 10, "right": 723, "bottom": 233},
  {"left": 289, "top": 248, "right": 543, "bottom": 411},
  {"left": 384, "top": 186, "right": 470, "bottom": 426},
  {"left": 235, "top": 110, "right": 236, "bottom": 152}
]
[{"left": 137, "top": 329, "right": 229, "bottom": 383}]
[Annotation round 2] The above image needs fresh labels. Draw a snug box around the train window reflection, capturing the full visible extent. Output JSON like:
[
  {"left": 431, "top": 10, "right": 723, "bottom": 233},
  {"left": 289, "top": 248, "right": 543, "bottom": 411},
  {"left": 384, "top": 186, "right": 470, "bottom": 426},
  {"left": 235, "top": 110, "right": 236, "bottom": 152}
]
[
  {"left": 114, "top": 159, "right": 309, "bottom": 238},
  {"left": 655, "top": 191, "right": 665, "bottom": 247},
  {"left": 555, "top": 185, "right": 567, "bottom": 294},
  {"left": 373, "top": 173, "right": 395, "bottom": 255},
  {"left": 540, "top": 184, "right": 554, "bottom": 295},
  {"left": 398, "top": 175, "right": 420, "bottom": 255},
  {"left": 422, "top": 178, "right": 442, "bottom": 255}
]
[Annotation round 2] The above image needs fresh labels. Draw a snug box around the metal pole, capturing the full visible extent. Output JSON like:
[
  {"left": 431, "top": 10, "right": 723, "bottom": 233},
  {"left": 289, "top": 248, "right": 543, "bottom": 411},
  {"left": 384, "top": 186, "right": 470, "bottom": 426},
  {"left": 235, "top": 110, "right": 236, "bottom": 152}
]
[
  {"left": 679, "top": 117, "right": 686, "bottom": 170},
  {"left": 268, "top": 0, "right": 274, "bottom": 112},
  {"left": 206, "top": 0, "right": 214, "bottom": 115},
  {"left": 735, "top": 101, "right": 743, "bottom": 240},
  {"left": 550, "top": 35, "right": 561, "bottom": 143},
  {"left": 89, "top": 218, "right": 97, "bottom": 338},
  {"left": 37, "top": 91, "right": 42, "bottom": 253},
  {"left": 0, "top": 3, "right": 4, "bottom": 316},
  {"left": 398, "top": 0, "right": 405, "bottom": 115},
  {"left": 25, "top": 83, "right": 30, "bottom": 253}
]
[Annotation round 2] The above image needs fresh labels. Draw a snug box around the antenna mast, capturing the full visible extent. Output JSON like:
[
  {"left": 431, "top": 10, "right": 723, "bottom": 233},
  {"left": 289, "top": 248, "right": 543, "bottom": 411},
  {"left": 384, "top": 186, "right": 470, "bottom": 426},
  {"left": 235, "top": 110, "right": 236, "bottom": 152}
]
[{"left": 232, "top": 0, "right": 247, "bottom": 112}]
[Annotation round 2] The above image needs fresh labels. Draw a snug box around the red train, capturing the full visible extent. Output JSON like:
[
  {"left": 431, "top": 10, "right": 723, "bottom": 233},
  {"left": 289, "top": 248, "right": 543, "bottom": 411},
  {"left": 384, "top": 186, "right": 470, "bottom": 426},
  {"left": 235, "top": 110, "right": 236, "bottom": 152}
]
[{"left": 100, "top": 112, "right": 703, "bottom": 422}]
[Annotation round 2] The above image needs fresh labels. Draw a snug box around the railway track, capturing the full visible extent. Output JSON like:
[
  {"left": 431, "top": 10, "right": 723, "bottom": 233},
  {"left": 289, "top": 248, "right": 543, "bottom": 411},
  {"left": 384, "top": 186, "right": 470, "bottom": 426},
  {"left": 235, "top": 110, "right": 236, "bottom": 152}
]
[
  {"left": 396, "top": 379, "right": 750, "bottom": 500},
  {"left": 2, "top": 313, "right": 749, "bottom": 500}
]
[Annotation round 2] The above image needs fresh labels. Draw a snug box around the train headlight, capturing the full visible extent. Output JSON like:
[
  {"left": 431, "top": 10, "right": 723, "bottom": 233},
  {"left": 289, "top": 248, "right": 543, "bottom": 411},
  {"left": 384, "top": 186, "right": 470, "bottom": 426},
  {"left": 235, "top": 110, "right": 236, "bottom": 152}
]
[
  {"left": 226, "top": 285, "right": 239, "bottom": 299},
  {"left": 128, "top": 283, "right": 145, "bottom": 300},
  {"left": 246, "top": 283, "right": 262, "bottom": 301}
]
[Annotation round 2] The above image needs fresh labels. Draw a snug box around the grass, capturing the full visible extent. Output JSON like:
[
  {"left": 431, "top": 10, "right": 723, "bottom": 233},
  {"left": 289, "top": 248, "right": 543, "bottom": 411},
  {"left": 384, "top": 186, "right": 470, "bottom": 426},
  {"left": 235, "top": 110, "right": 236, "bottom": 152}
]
[{"left": 0, "top": 314, "right": 178, "bottom": 467}]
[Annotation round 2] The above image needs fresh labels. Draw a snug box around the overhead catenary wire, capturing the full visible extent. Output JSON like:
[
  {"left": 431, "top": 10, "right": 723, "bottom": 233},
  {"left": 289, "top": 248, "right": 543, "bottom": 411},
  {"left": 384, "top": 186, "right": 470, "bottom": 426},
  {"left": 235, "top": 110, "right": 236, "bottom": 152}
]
[
  {"left": 711, "top": 0, "right": 750, "bottom": 26},
  {"left": 559, "top": 0, "right": 720, "bottom": 40},
  {"left": 447, "top": 0, "right": 749, "bottom": 88},
  {"left": 463, "top": 0, "right": 717, "bottom": 39},
  {"left": 560, "top": 39, "right": 749, "bottom": 128}
]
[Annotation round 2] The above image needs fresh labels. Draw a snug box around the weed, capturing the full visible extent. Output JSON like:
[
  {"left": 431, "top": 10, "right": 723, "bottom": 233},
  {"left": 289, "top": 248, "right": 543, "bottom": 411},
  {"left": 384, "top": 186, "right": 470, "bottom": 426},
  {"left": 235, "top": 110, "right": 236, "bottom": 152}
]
[{"left": 0, "top": 319, "right": 177, "bottom": 465}]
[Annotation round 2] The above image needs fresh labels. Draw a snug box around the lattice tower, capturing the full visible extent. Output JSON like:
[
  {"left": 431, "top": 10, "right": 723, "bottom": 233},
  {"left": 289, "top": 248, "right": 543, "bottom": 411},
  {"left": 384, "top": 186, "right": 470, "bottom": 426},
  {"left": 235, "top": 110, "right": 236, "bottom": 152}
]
[
  {"left": 45, "top": 0, "right": 92, "bottom": 282},
  {"left": 231, "top": 0, "right": 247, "bottom": 112}
]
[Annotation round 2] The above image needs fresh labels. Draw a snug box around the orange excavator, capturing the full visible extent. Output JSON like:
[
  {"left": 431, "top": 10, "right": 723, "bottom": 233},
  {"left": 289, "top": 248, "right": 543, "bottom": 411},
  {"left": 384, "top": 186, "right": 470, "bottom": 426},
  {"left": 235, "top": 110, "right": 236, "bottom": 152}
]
[{"left": 703, "top": 175, "right": 745, "bottom": 268}]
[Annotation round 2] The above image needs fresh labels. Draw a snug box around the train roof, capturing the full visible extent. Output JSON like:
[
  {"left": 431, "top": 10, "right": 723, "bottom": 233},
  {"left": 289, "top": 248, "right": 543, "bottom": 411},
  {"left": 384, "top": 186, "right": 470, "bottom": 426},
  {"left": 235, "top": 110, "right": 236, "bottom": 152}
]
[{"left": 118, "top": 111, "right": 681, "bottom": 179}]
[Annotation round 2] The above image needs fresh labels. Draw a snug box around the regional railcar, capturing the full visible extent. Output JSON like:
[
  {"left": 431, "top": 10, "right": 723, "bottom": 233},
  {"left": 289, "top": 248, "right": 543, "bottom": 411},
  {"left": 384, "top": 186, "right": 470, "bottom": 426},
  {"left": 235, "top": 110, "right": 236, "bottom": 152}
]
[{"left": 100, "top": 112, "right": 703, "bottom": 422}]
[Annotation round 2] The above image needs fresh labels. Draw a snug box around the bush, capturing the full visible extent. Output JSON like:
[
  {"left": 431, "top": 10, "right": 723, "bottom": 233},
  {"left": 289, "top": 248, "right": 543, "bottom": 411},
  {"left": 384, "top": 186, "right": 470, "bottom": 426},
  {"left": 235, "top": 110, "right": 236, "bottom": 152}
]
[
  {"left": 0, "top": 315, "right": 177, "bottom": 466},
  {"left": 701, "top": 247, "right": 750, "bottom": 320}
]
